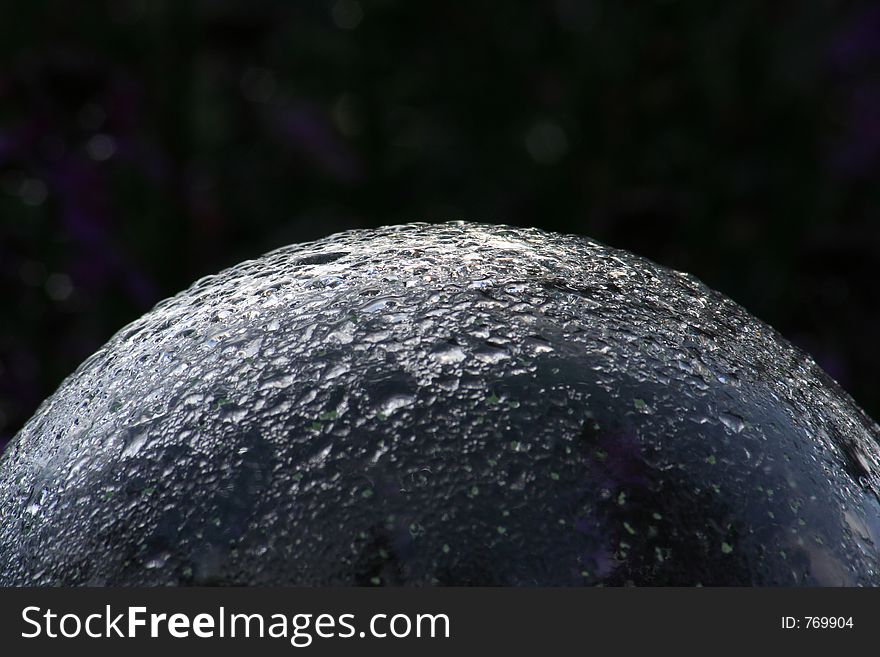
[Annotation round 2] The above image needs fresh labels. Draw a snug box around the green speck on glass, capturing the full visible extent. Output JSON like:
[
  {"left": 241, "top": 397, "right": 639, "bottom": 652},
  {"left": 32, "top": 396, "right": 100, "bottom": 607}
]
[
  {"left": 361, "top": 488, "right": 373, "bottom": 498},
  {"left": 370, "top": 577, "right": 381, "bottom": 586},
  {"left": 594, "top": 448, "right": 607, "bottom": 461},
  {"left": 706, "top": 455, "right": 716, "bottom": 465},
  {"left": 623, "top": 521, "right": 636, "bottom": 535},
  {"left": 442, "top": 544, "right": 451, "bottom": 554},
  {"left": 486, "top": 394, "right": 500, "bottom": 405},
  {"left": 497, "top": 526, "right": 507, "bottom": 535},
  {"left": 319, "top": 410, "right": 338, "bottom": 421},
  {"left": 652, "top": 512, "right": 663, "bottom": 520},
  {"left": 617, "top": 491, "right": 626, "bottom": 506},
  {"left": 309, "top": 421, "right": 322, "bottom": 431},
  {"left": 550, "top": 472, "right": 560, "bottom": 481},
  {"left": 143, "top": 487, "right": 155, "bottom": 495},
  {"left": 468, "top": 485, "right": 479, "bottom": 497},
  {"left": 634, "top": 398, "right": 647, "bottom": 411},
  {"left": 721, "top": 542, "right": 733, "bottom": 554}
]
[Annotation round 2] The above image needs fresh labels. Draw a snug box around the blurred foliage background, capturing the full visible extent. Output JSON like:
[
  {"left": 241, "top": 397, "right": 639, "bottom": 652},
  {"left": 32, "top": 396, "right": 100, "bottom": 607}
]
[{"left": 2, "top": 0, "right": 880, "bottom": 452}]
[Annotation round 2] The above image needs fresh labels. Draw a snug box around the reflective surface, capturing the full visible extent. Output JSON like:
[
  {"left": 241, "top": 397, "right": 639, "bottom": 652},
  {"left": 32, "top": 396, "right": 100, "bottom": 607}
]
[{"left": 2, "top": 222, "right": 880, "bottom": 585}]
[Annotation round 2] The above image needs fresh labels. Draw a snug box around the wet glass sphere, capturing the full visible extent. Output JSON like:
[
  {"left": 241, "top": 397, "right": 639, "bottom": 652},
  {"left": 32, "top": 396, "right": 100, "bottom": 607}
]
[{"left": 2, "top": 222, "right": 880, "bottom": 585}]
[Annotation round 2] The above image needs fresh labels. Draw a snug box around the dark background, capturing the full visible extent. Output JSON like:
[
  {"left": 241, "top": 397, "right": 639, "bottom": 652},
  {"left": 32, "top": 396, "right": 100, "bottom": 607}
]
[{"left": 1, "top": 0, "right": 879, "bottom": 453}]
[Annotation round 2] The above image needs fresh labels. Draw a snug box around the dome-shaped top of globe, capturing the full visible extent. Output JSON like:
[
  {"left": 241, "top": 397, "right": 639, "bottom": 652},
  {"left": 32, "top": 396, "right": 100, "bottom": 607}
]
[{"left": 2, "top": 222, "right": 880, "bottom": 586}]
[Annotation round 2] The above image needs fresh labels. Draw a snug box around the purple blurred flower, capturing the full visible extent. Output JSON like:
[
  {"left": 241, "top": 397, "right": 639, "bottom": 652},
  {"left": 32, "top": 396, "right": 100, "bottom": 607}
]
[
  {"left": 828, "top": 5, "right": 880, "bottom": 178},
  {"left": 270, "top": 101, "right": 363, "bottom": 183}
]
